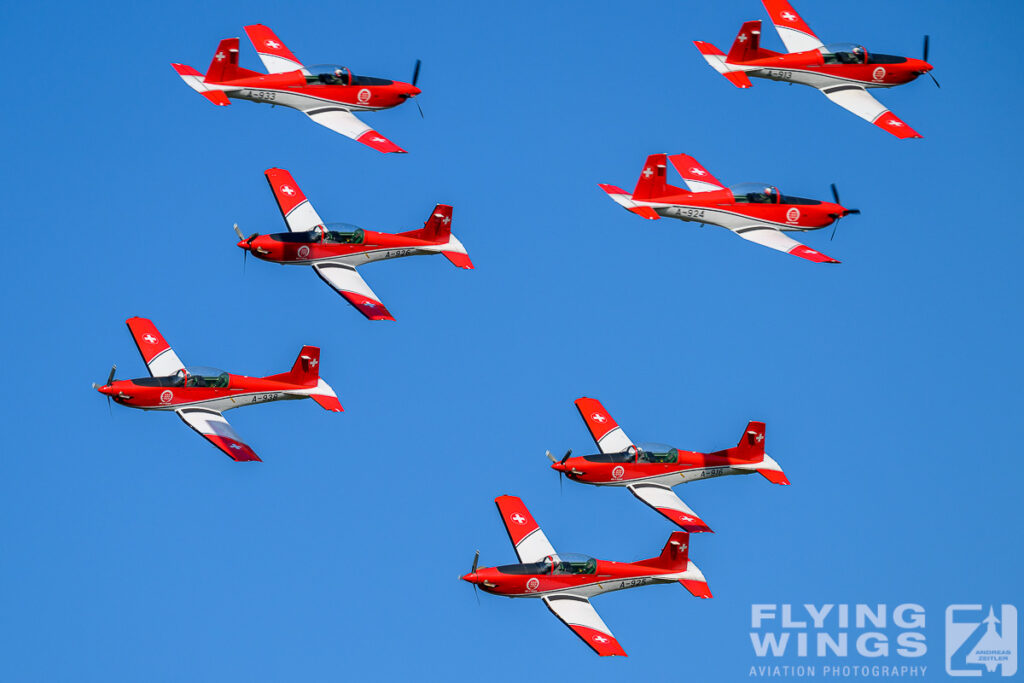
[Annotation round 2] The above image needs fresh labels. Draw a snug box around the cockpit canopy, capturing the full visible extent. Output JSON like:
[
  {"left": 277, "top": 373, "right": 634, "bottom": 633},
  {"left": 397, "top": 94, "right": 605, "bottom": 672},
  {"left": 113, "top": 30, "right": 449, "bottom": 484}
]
[
  {"left": 130, "top": 367, "right": 229, "bottom": 388},
  {"left": 636, "top": 442, "right": 680, "bottom": 464},
  {"left": 304, "top": 64, "right": 395, "bottom": 87},
  {"left": 582, "top": 443, "right": 679, "bottom": 464},
  {"left": 182, "top": 367, "right": 230, "bottom": 388},
  {"left": 274, "top": 224, "right": 365, "bottom": 244},
  {"left": 495, "top": 553, "right": 597, "bottom": 575},
  {"left": 819, "top": 43, "right": 868, "bottom": 64},
  {"left": 731, "top": 183, "right": 781, "bottom": 204}
]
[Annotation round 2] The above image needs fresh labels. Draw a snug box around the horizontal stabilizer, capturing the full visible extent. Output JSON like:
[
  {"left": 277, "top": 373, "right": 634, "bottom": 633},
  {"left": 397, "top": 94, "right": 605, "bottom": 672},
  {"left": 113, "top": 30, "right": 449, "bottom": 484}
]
[
  {"left": 680, "top": 579, "right": 713, "bottom": 599},
  {"left": 693, "top": 41, "right": 752, "bottom": 88}
]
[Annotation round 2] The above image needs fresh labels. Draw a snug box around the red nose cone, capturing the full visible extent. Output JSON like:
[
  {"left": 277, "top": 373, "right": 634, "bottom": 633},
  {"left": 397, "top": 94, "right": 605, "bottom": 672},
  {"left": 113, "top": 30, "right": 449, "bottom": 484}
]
[
  {"left": 96, "top": 384, "right": 114, "bottom": 396},
  {"left": 460, "top": 572, "right": 479, "bottom": 584},
  {"left": 551, "top": 461, "right": 565, "bottom": 472},
  {"left": 237, "top": 240, "right": 249, "bottom": 250}
]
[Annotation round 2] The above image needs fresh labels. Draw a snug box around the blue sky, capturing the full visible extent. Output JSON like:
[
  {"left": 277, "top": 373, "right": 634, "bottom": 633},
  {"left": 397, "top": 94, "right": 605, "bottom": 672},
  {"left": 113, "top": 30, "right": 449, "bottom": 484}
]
[{"left": 1, "top": 0, "right": 1020, "bottom": 680}]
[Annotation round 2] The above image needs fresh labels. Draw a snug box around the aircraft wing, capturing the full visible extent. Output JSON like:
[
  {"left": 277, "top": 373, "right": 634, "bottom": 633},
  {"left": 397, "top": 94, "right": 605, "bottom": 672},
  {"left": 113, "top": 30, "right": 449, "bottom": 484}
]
[
  {"left": 494, "top": 495, "right": 557, "bottom": 563},
  {"left": 819, "top": 85, "right": 922, "bottom": 139},
  {"left": 627, "top": 483, "right": 712, "bottom": 533},
  {"left": 265, "top": 168, "right": 323, "bottom": 232},
  {"left": 574, "top": 397, "right": 634, "bottom": 454},
  {"left": 761, "top": 0, "right": 823, "bottom": 53},
  {"left": 312, "top": 263, "right": 395, "bottom": 321},
  {"left": 176, "top": 407, "right": 261, "bottom": 462},
  {"left": 668, "top": 154, "right": 726, "bottom": 192},
  {"left": 126, "top": 317, "right": 185, "bottom": 377},
  {"left": 244, "top": 25, "right": 308, "bottom": 75},
  {"left": 542, "top": 595, "right": 627, "bottom": 657},
  {"left": 302, "top": 107, "right": 407, "bottom": 153},
  {"left": 728, "top": 224, "right": 839, "bottom": 263}
]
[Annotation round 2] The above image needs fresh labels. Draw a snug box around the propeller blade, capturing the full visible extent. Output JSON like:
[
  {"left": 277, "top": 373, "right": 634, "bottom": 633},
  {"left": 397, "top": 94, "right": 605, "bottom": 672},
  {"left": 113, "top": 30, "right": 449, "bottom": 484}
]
[
  {"left": 414, "top": 97, "right": 424, "bottom": 118},
  {"left": 106, "top": 364, "right": 117, "bottom": 387},
  {"left": 923, "top": 34, "right": 930, "bottom": 63},
  {"left": 411, "top": 59, "right": 421, "bottom": 87},
  {"left": 831, "top": 222, "right": 839, "bottom": 241},
  {"left": 473, "top": 583, "right": 480, "bottom": 605},
  {"left": 107, "top": 395, "right": 112, "bottom": 417},
  {"left": 845, "top": 209, "right": 861, "bottom": 215},
  {"left": 247, "top": 233, "right": 258, "bottom": 242},
  {"left": 546, "top": 450, "right": 556, "bottom": 463},
  {"left": 927, "top": 71, "right": 940, "bottom": 88},
  {"left": 471, "top": 549, "right": 479, "bottom": 574},
  {"left": 560, "top": 448, "right": 572, "bottom": 464},
  {"left": 233, "top": 223, "right": 244, "bottom": 240},
  {"left": 830, "top": 182, "right": 841, "bottom": 205}
]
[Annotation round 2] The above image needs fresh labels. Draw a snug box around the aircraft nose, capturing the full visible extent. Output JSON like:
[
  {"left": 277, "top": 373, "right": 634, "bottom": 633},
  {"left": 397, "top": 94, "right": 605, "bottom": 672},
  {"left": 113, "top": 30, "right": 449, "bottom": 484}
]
[
  {"left": 237, "top": 239, "right": 250, "bottom": 250},
  {"left": 550, "top": 461, "right": 566, "bottom": 472},
  {"left": 460, "top": 572, "right": 480, "bottom": 584},
  {"left": 95, "top": 384, "right": 114, "bottom": 396}
]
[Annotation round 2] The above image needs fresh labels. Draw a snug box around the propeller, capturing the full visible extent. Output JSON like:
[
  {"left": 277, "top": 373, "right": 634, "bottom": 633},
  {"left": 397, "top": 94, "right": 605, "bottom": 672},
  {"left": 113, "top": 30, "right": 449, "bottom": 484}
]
[
  {"left": 546, "top": 448, "right": 572, "bottom": 492},
  {"left": 921, "top": 35, "right": 939, "bottom": 87},
  {"left": 469, "top": 549, "right": 480, "bottom": 604},
  {"left": 235, "top": 224, "right": 259, "bottom": 271},
  {"left": 403, "top": 59, "right": 424, "bottom": 117},
  {"left": 411, "top": 58, "right": 421, "bottom": 88},
  {"left": 828, "top": 183, "right": 861, "bottom": 240},
  {"left": 92, "top": 364, "right": 117, "bottom": 415}
]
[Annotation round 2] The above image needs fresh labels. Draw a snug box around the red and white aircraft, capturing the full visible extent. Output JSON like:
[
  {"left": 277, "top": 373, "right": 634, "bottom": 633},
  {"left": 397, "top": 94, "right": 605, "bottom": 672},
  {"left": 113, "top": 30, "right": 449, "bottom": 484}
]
[
  {"left": 237, "top": 168, "right": 472, "bottom": 321},
  {"left": 93, "top": 317, "right": 342, "bottom": 462},
  {"left": 172, "top": 24, "right": 421, "bottom": 153},
  {"left": 461, "top": 495, "right": 711, "bottom": 657},
  {"left": 547, "top": 398, "right": 789, "bottom": 533},
  {"left": 600, "top": 153, "right": 858, "bottom": 263},
  {"left": 695, "top": 0, "right": 935, "bottom": 138}
]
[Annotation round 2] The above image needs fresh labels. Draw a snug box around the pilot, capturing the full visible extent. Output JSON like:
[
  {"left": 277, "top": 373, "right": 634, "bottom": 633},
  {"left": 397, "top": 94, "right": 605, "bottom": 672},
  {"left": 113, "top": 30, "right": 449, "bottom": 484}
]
[{"left": 334, "top": 68, "right": 347, "bottom": 85}]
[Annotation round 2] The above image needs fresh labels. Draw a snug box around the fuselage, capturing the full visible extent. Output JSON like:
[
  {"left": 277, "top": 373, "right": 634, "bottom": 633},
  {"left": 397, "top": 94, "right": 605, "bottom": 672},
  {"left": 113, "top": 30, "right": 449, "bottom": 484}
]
[
  {"left": 462, "top": 558, "right": 697, "bottom": 599},
  {"left": 95, "top": 373, "right": 308, "bottom": 412},
  {"left": 205, "top": 69, "right": 419, "bottom": 113},
  {"left": 736, "top": 48, "right": 931, "bottom": 90},
  {"left": 636, "top": 188, "right": 849, "bottom": 233},
  {"left": 553, "top": 448, "right": 781, "bottom": 487},
  {"left": 239, "top": 228, "right": 447, "bottom": 266}
]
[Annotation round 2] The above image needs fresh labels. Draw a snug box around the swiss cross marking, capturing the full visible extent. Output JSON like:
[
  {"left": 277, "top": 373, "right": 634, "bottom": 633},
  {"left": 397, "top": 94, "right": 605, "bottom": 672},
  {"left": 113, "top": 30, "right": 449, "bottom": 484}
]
[
  {"left": 280, "top": 185, "right": 296, "bottom": 196},
  {"left": 738, "top": 34, "right": 747, "bottom": 42},
  {"left": 143, "top": 334, "right": 158, "bottom": 344},
  {"left": 510, "top": 513, "right": 526, "bottom": 525},
  {"left": 215, "top": 52, "right": 226, "bottom": 62},
  {"left": 265, "top": 40, "right": 281, "bottom": 49},
  {"left": 642, "top": 167, "right": 653, "bottom": 178},
  {"left": 886, "top": 119, "right": 904, "bottom": 127},
  {"left": 756, "top": 433, "right": 764, "bottom": 443},
  {"left": 689, "top": 167, "right": 706, "bottom": 176},
  {"left": 371, "top": 136, "right": 387, "bottom": 143},
  {"left": 309, "top": 358, "right": 318, "bottom": 367},
  {"left": 781, "top": 11, "right": 796, "bottom": 21},
  {"left": 591, "top": 412, "right": 607, "bottom": 423},
  {"left": 593, "top": 635, "right": 608, "bottom": 643},
  {"left": 229, "top": 443, "right": 242, "bottom": 450}
]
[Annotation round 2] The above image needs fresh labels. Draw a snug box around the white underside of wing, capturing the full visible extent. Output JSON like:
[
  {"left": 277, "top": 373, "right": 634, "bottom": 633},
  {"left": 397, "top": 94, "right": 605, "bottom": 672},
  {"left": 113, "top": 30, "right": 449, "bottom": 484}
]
[
  {"left": 303, "top": 108, "right": 371, "bottom": 141},
  {"left": 542, "top": 595, "right": 617, "bottom": 641},
  {"left": 514, "top": 527, "right": 558, "bottom": 564},
  {"left": 729, "top": 224, "right": 808, "bottom": 253},
  {"left": 256, "top": 53, "right": 307, "bottom": 75},
  {"left": 597, "top": 426, "right": 634, "bottom": 455},
  {"left": 627, "top": 483, "right": 696, "bottom": 515},
  {"left": 283, "top": 199, "right": 324, "bottom": 233},
  {"left": 774, "top": 26, "right": 824, "bottom": 53},
  {"left": 819, "top": 85, "right": 888, "bottom": 124},
  {"left": 312, "top": 263, "right": 381, "bottom": 301},
  {"left": 147, "top": 348, "right": 185, "bottom": 378}
]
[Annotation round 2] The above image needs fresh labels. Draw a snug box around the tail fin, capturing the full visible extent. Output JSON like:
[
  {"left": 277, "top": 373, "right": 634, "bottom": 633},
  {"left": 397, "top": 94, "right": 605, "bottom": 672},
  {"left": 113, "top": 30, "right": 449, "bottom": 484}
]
[
  {"left": 693, "top": 41, "right": 753, "bottom": 88},
  {"left": 730, "top": 421, "right": 790, "bottom": 485},
  {"left": 418, "top": 204, "right": 453, "bottom": 242},
  {"left": 632, "top": 154, "right": 669, "bottom": 200},
  {"left": 654, "top": 531, "right": 690, "bottom": 569},
  {"left": 407, "top": 205, "right": 474, "bottom": 269},
  {"left": 205, "top": 38, "right": 243, "bottom": 82},
  {"left": 727, "top": 20, "right": 764, "bottom": 62},
  {"left": 266, "top": 345, "right": 320, "bottom": 386},
  {"left": 735, "top": 420, "right": 766, "bottom": 462},
  {"left": 267, "top": 345, "right": 344, "bottom": 412}
]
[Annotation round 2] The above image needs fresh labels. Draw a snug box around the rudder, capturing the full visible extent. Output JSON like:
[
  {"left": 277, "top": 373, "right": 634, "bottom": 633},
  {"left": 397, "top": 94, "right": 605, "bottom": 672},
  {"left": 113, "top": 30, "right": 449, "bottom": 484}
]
[{"left": 632, "top": 154, "right": 669, "bottom": 201}]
